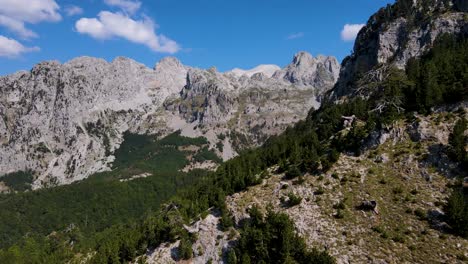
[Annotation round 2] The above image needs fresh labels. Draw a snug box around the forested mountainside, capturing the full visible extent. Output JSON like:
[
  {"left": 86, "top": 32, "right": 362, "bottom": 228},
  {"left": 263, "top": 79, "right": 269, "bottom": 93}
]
[
  {"left": 0, "top": 0, "right": 467, "bottom": 263},
  {"left": 331, "top": 0, "right": 468, "bottom": 100},
  {"left": 0, "top": 52, "right": 339, "bottom": 188}
]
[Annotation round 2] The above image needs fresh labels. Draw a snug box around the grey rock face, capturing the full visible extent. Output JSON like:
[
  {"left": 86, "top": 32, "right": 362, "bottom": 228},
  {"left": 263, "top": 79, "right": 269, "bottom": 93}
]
[
  {"left": 0, "top": 52, "right": 339, "bottom": 188},
  {"left": 330, "top": 0, "right": 468, "bottom": 99},
  {"left": 0, "top": 57, "right": 167, "bottom": 188},
  {"left": 165, "top": 52, "right": 339, "bottom": 156},
  {"left": 273, "top": 52, "right": 340, "bottom": 89}
]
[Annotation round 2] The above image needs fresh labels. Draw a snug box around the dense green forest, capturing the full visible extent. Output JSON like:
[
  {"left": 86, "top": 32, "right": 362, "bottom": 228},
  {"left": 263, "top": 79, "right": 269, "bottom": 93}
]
[
  {"left": 0, "top": 131, "right": 218, "bottom": 249},
  {"left": 0, "top": 33, "right": 466, "bottom": 263},
  {"left": 404, "top": 34, "right": 468, "bottom": 113}
]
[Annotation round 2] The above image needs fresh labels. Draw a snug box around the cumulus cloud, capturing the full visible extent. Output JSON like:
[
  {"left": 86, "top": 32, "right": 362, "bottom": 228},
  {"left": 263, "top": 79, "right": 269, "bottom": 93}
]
[
  {"left": 0, "top": 15, "right": 37, "bottom": 39},
  {"left": 286, "top": 32, "right": 304, "bottom": 40},
  {"left": 65, "top": 5, "right": 83, "bottom": 17},
  {"left": 0, "top": 35, "right": 39, "bottom": 58},
  {"left": 104, "top": 0, "right": 141, "bottom": 14},
  {"left": 0, "top": 0, "right": 61, "bottom": 38},
  {"left": 75, "top": 11, "right": 180, "bottom": 53},
  {"left": 341, "top": 24, "right": 365, "bottom": 42}
]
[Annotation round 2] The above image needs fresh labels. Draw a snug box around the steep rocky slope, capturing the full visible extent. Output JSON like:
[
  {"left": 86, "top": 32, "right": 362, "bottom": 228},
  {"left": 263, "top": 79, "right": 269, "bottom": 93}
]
[
  {"left": 223, "top": 109, "right": 468, "bottom": 264},
  {"left": 331, "top": 0, "right": 468, "bottom": 99},
  {"left": 0, "top": 52, "right": 339, "bottom": 188},
  {"left": 146, "top": 105, "right": 468, "bottom": 264}
]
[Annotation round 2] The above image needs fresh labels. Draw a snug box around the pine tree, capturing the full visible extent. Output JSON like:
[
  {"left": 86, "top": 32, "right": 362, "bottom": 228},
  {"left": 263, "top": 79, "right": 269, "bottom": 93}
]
[
  {"left": 422, "top": 62, "right": 442, "bottom": 112},
  {"left": 444, "top": 189, "right": 468, "bottom": 238},
  {"left": 449, "top": 118, "right": 467, "bottom": 164}
]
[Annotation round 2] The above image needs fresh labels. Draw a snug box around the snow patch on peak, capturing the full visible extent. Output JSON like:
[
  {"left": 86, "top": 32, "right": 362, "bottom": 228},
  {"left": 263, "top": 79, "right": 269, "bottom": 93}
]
[{"left": 227, "top": 64, "right": 281, "bottom": 78}]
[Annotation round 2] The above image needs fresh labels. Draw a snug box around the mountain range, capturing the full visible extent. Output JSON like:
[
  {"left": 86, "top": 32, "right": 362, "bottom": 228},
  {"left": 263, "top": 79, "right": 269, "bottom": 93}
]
[
  {"left": 0, "top": 0, "right": 467, "bottom": 263},
  {"left": 0, "top": 52, "right": 339, "bottom": 188}
]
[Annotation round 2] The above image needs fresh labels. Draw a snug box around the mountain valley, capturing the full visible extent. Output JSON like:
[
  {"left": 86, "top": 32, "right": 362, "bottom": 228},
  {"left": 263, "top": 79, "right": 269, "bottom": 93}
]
[{"left": 0, "top": 0, "right": 467, "bottom": 264}]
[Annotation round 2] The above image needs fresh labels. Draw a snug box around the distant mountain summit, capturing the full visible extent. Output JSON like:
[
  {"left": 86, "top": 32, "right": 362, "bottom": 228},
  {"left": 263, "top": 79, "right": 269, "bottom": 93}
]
[
  {"left": 273, "top": 52, "right": 340, "bottom": 88},
  {"left": 0, "top": 52, "right": 339, "bottom": 188}
]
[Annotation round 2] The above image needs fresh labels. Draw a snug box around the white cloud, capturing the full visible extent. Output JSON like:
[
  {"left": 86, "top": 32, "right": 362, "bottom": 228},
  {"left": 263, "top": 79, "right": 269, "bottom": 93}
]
[
  {"left": 286, "top": 32, "right": 304, "bottom": 40},
  {"left": 341, "top": 24, "right": 365, "bottom": 42},
  {"left": 0, "top": 0, "right": 61, "bottom": 23},
  {"left": 75, "top": 11, "right": 180, "bottom": 54},
  {"left": 104, "top": 0, "right": 141, "bottom": 14},
  {"left": 0, "top": 15, "right": 37, "bottom": 39},
  {"left": 0, "top": 35, "right": 39, "bottom": 58},
  {"left": 0, "top": 0, "right": 61, "bottom": 39},
  {"left": 65, "top": 5, "right": 83, "bottom": 17}
]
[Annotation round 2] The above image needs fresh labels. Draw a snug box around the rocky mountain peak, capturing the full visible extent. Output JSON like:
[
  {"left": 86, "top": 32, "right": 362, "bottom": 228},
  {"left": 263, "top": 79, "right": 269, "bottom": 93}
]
[
  {"left": 291, "top": 51, "right": 315, "bottom": 66},
  {"left": 154, "top": 56, "right": 185, "bottom": 71},
  {"left": 30, "top": 60, "right": 61, "bottom": 75},
  {"left": 153, "top": 57, "right": 188, "bottom": 97},
  {"left": 272, "top": 51, "right": 340, "bottom": 88},
  {"left": 65, "top": 56, "right": 108, "bottom": 68}
]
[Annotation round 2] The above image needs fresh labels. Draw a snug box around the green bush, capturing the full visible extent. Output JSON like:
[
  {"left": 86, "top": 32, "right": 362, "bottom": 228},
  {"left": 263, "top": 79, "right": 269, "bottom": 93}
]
[
  {"left": 286, "top": 192, "right": 302, "bottom": 207},
  {"left": 285, "top": 165, "right": 301, "bottom": 179},
  {"left": 178, "top": 237, "right": 193, "bottom": 260},
  {"left": 314, "top": 186, "right": 325, "bottom": 195},
  {"left": 444, "top": 189, "right": 468, "bottom": 238},
  {"left": 414, "top": 208, "right": 427, "bottom": 220},
  {"left": 449, "top": 118, "right": 467, "bottom": 166}
]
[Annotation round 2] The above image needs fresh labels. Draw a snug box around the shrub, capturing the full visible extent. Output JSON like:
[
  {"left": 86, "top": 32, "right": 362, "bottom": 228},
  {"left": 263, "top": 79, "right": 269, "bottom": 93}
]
[
  {"left": 444, "top": 189, "right": 468, "bottom": 238},
  {"left": 285, "top": 165, "right": 301, "bottom": 179},
  {"left": 393, "top": 186, "right": 404, "bottom": 194},
  {"left": 414, "top": 208, "right": 427, "bottom": 220},
  {"left": 380, "top": 231, "right": 389, "bottom": 239},
  {"left": 392, "top": 234, "right": 405, "bottom": 243},
  {"left": 335, "top": 209, "right": 345, "bottom": 219},
  {"left": 449, "top": 118, "right": 467, "bottom": 166},
  {"left": 286, "top": 192, "right": 302, "bottom": 207},
  {"left": 178, "top": 237, "right": 193, "bottom": 260},
  {"left": 314, "top": 186, "right": 325, "bottom": 195},
  {"left": 226, "top": 250, "right": 237, "bottom": 264},
  {"left": 216, "top": 141, "right": 224, "bottom": 152},
  {"left": 372, "top": 225, "right": 384, "bottom": 234},
  {"left": 333, "top": 201, "right": 346, "bottom": 210}
]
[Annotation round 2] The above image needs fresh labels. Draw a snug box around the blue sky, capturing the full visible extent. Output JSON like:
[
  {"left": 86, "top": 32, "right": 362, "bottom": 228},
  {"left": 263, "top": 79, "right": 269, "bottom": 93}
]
[{"left": 0, "top": 0, "right": 395, "bottom": 76}]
